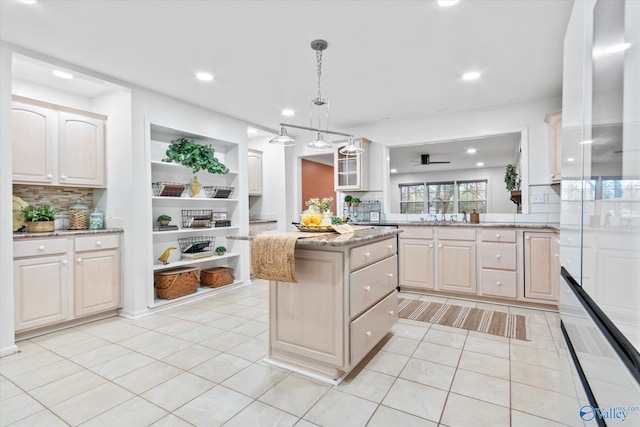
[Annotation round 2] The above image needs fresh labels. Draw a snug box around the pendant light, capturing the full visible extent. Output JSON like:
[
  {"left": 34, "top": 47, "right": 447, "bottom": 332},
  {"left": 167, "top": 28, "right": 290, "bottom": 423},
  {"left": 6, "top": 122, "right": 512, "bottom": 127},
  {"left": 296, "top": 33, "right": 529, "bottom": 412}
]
[
  {"left": 339, "top": 137, "right": 364, "bottom": 155},
  {"left": 269, "top": 126, "right": 295, "bottom": 146},
  {"left": 308, "top": 132, "right": 332, "bottom": 150}
]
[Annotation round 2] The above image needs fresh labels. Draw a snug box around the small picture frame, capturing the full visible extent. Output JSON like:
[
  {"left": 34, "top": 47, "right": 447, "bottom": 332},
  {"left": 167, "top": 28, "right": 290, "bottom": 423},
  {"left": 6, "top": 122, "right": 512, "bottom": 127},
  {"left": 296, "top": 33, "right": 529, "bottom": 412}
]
[
  {"left": 211, "top": 212, "right": 227, "bottom": 220},
  {"left": 369, "top": 212, "right": 380, "bottom": 222}
]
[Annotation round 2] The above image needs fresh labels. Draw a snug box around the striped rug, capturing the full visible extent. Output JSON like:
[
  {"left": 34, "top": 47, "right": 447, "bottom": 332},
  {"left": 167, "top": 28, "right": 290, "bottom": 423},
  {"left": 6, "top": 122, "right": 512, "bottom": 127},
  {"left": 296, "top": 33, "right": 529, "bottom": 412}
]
[{"left": 398, "top": 298, "right": 530, "bottom": 341}]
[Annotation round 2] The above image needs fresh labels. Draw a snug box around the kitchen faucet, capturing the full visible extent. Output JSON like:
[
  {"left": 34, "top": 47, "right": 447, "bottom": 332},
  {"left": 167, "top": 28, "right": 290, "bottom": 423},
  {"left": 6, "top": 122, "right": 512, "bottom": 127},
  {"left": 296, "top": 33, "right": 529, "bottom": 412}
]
[{"left": 431, "top": 197, "right": 444, "bottom": 222}]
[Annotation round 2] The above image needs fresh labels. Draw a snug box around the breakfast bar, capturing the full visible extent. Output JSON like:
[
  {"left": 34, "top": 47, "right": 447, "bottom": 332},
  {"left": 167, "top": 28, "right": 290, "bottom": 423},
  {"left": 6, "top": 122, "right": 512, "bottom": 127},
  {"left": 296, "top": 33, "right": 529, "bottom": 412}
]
[{"left": 254, "top": 227, "right": 401, "bottom": 384}]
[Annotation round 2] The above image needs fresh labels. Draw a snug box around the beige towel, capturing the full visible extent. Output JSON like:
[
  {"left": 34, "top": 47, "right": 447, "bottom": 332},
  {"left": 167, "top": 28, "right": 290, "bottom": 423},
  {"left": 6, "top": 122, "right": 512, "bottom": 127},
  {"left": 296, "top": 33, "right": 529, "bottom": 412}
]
[{"left": 251, "top": 233, "right": 301, "bottom": 283}]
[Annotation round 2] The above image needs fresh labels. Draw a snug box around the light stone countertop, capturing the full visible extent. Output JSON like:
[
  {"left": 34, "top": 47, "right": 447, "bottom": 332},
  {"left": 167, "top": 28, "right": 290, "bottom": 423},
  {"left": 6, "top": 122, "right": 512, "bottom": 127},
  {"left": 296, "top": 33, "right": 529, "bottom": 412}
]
[
  {"left": 355, "top": 221, "right": 560, "bottom": 231},
  {"left": 13, "top": 228, "right": 124, "bottom": 240},
  {"left": 228, "top": 226, "right": 402, "bottom": 247}
]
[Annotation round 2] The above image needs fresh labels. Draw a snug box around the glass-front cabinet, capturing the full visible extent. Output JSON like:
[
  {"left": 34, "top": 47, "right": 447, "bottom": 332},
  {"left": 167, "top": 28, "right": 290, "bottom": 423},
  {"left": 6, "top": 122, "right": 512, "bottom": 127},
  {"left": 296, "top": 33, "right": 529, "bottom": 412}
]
[{"left": 334, "top": 138, "right": 370, "bottom": 191}]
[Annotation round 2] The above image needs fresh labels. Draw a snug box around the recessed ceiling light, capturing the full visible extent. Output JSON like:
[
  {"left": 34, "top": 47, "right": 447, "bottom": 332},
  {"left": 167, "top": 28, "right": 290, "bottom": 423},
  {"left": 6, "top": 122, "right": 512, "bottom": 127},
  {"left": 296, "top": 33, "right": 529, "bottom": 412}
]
[
  {"left": 580, "top": 139, "right": 593, "bottom": 145},
  {"left": 390, "top": 168, "right": 398, "bottom": 173},
  {"left": 462, "top": 71, "right": 481, "bottom": 81},
  {"left": 438, "top": 0, "right": 460, "bottom": 6},
  {"left": 247, "top": 127, "right": 257, "bottom": 135},
  {"left": 196, "top": 72, "right": 214, "bottom": 82},
  {"left": 281, "top": 109, "right": 295, "bottom": 117},
  {"left": 466, "top": 148, "right": 477, "bottom": 154},
  {"left": 567, "top": 157, "right": 575, "bottom": 162},
  {"left": 476, "top": 162, "right": 484, "bottom": 167},
  {"left": 605, "top": 43, "right": 631, "bottom": 54},
  {"left": 17, "top": 0, "right": 37, "bottom": 4},
  {"left": 52, "top": 70, "right": 73, "bottom": 79}
]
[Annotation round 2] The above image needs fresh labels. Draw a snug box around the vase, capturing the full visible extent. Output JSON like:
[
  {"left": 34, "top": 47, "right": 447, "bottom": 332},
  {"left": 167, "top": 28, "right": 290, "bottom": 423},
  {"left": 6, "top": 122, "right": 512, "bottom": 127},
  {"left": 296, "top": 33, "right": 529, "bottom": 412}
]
[
  {"left": 190, "top": 176, "right": 202, "bottom": 197},
  {"left": 321, "top": 211, "right": 332, "bottom": 226}
]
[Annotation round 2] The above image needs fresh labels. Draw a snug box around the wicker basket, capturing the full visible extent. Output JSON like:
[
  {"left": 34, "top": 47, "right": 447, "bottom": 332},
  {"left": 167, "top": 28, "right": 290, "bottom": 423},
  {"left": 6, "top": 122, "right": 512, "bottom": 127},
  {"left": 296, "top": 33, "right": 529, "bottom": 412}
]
[
  {"left": 200, "top": 267, "right": 234, "bottom": 288},
  {"left": 154, "top": 267, "right": 199, "bottom": 299}
]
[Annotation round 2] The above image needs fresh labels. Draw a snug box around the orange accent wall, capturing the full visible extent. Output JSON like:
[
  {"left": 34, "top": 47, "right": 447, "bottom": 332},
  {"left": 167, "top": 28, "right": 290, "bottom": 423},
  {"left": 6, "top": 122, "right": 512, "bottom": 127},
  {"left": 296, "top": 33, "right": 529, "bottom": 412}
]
[{"left": 301, "top": 159, "right": 336, "bottom": 213}]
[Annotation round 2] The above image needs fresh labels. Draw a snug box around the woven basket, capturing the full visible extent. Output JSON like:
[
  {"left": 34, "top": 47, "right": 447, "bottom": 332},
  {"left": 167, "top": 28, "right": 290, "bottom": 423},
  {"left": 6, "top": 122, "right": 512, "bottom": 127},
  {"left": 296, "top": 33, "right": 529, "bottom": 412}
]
[
  {"left": 154, "top": 267, "right": 199, "bottom": 299},
  {"left": 201, "top": 267, "right": 234, "bottom": 288}
]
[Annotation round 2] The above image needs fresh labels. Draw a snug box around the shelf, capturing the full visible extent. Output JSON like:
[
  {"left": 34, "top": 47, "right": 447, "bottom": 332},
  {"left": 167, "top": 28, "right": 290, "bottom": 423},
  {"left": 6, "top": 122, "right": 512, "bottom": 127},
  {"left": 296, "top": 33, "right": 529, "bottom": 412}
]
[
  {"left": 151, "top": 160, "right": 238, "bottom": 175},
  {"left": 152, "top": 226, "right": 239, "bottom": 236},
  {"left": 150, "top": 280, "right": 245, "bottom": 308},
  {"left": 152, "top": 197, "right": 239, "bottom": 206},
  {"left": 153, "top": 252, "right": 239, "bottom": 271}
]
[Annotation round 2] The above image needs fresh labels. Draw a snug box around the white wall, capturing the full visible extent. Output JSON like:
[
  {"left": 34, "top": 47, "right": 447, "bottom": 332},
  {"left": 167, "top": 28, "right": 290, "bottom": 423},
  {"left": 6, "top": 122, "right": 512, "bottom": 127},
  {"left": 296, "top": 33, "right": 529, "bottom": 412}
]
[{"left": 389, "top": 166, "right": 514, "bottom": 214}]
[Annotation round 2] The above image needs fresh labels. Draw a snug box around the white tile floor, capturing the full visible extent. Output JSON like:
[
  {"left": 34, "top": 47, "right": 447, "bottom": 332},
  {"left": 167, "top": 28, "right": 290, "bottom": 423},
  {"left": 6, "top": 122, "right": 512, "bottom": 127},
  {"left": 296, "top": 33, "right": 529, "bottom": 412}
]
[{"left": 1, "top": 281, "right": 590, "bottom": 426}]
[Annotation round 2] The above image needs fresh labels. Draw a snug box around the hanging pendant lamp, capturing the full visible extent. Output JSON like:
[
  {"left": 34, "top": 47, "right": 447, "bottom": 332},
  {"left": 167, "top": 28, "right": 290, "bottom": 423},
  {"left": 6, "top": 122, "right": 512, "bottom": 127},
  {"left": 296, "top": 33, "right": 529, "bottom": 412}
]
[
  {"left": 339, "top": 137, "right": 364, "bottom": 155},
  {"left": 269, "top": 126, "right": 295, "bottom": 146}
]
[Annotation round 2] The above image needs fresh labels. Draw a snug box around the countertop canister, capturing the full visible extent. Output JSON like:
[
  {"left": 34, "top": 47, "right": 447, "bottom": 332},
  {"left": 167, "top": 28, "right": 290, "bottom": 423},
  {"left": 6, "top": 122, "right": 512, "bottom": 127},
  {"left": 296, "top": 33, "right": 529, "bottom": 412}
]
[{"left": 69, "top": 199, "right": 90, "bottom": 230}]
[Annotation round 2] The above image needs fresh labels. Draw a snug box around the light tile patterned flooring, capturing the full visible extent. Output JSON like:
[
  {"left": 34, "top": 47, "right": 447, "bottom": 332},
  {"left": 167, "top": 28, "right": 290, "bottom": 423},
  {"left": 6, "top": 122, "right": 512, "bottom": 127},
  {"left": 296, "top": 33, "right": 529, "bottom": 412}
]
[{"left": 1, "top": 280, "right": 590, "bottom": 426}]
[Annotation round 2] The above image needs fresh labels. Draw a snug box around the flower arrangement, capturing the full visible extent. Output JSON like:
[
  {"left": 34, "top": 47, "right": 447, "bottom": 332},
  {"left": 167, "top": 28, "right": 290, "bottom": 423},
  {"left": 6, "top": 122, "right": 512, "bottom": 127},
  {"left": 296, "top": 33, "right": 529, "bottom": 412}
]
[{"left": 305, "top": 197, "right": 333, "bottom": 213}]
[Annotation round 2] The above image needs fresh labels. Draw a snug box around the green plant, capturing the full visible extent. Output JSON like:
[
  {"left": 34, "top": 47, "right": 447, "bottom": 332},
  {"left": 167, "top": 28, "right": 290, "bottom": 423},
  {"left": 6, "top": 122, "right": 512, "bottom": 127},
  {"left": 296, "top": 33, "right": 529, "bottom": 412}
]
[
  {"left": 504, "top": 164, "right": 520, "bottom": 191},
  {"left": 344, "top": 195, "right": 353, "bottom": 203},
  {"left": 163, "top": 137, "right": 229, "bottom": 174},
  {"left": 331, "top": 216, "right": 344, "bottom": 225},
  {"left": 352, "top": 197, "right": 361, "bottom": 205},
  {"left": 21, "top": 204, "right": 57, "bottom": 222},
  {"left": 157, "top": 214, "right": 171, "bottom": 222},
  {"left": 215, "top": 246, "right": 227, "bottom": 253},
  {"left": 305, "top": 197, "right": 333, "bottom": 212}
]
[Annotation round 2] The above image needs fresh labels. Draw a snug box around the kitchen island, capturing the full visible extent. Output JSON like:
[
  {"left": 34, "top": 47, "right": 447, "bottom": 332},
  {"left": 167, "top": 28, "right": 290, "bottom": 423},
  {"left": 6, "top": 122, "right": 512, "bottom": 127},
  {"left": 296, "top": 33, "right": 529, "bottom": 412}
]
[{"left": 258, "top": 226, "right": 401, "bottom": 384}]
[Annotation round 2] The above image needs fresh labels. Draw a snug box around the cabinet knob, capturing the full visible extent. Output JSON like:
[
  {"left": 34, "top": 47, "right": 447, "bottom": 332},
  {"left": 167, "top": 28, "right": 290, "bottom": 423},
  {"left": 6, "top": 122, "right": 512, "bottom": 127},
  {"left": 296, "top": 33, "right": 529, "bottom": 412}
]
[
  {"left": 387, "top": 273, "right": 393, "bottom": 278},
  {"left": 76, "top": 258, "right": 82, "bottom": 263},
  {"left": 555, "top": 253, "right": 559, "bottom": 257},
  {"left": 438, "top": 245, "right": 442, "bottom": 248},
  {"left": 497, "top": 281, "right": 502, "bottom": 286},
  {"left": 428, "top": 244, "right": 433, "bottom": 248},
  {"left": 364, "top": 252, "right": 371, "bottom": 257},
  {"left": 496, "top": 254, "right": 501, "bottom": 259},
  {"left": 365, "top": 331, "right": 372, "bottom": 337},
  {"left": 364, "top": 286, "right": 371, "bottom": 292},
  {"left": 389, "top": 310, "right": 395, "bottom": 316},
  {"left": 47, "top": 174, "right": 53, "bottom": 179},
  {"left": 96, "top": 241, "right": 102, "bottom": 246},
  {"left": 38, "top": 245, "right": 45, "bottom": 251},
  {"left": 61, "top": 260, "right": 68, "bottom": 265},
  {"left": 387, "top": 244, "right": 393, "bottom": 250},
  {"left": 525, "top": 236, "right": 530, "bottom": 240},
  {"left": 60, "top": 175, "right": 66, "bottom": 180},
  {"left": 496, "top": 233, "right": 500, "bottom": 238}
]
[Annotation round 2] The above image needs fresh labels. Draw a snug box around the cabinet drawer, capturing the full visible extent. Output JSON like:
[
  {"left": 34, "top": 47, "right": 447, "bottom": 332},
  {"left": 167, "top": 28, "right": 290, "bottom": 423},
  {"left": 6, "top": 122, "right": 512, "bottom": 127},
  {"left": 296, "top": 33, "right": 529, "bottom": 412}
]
[
  {"left": 399, "top": 227, "right": 433, "bottom": 239},
  {"left": 437, "top": 227, "right": 476, "bottom": 241},
  {"left": 350, "top": 255, "right": 397, "bottom": 318},
  {"left": 351, "top": 292, "right": 397, "bottom": 365},
  {"left": 480, "top": 269, "right": 517, "bottom": 298},
  {"left": 350, "top": 238, "right": 396, "bottom": 271},
  {"left": 14, "top": 238, "right": 68, "bottom": 258},
  {"left": 479, "top": 242, "right": 516, "bottom": 270},
  {"left": 75, "top": 234, "right": 120, "bottom": 252},
  {"left": 480, "top": 229, "right": 516, "bottom": 243}
]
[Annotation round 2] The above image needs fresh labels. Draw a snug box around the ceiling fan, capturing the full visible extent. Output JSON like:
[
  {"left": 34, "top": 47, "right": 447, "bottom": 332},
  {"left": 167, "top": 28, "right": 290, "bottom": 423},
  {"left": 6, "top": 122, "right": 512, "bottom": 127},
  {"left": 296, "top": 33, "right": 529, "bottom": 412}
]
[{"left": 412, "top": 154, "right": 451, "bottom": 166}]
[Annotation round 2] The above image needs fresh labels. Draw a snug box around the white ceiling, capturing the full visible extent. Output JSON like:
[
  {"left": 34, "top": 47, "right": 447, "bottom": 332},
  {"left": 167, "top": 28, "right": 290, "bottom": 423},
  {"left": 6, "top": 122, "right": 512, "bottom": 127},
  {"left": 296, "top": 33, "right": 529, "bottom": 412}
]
[{"left": 0, "top": 0, "right": 574, "bottom": 136}]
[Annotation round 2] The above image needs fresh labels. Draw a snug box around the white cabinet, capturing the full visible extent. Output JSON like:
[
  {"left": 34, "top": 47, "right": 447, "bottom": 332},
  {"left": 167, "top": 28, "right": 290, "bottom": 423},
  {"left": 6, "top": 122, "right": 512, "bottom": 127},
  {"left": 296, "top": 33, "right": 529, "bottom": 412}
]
[
  {"left": 12, "top": 97, "right": 107, "bottom": 187},
  {"left": 74, "top": 235, "right": 121, "bottom": 316},
  {"left": 545, "top": 111, "right": 562, "bottom": 184},
  {"left": 524, "top": 231, "right": 559, "bottom": 302},
  {"left": 478, "top": 229, "right": 517, "bottom": 299},
  {"left": 13, "top": 233, "right": 122, "bottom": 334},
  {"left": 148, "top": 121, "right": 242, "bottom": 306},
  {"left": 248, "top": 149, "right": 263, "bottom": 196},
  {"left": 438, "top": 240, "right": 477, "bottom": 294},
  {"left": 398, "top": 227, "right": 435, "bottom": 290},
  {"left": 334, "top": 138, "right": 370, "bottom": 191}
]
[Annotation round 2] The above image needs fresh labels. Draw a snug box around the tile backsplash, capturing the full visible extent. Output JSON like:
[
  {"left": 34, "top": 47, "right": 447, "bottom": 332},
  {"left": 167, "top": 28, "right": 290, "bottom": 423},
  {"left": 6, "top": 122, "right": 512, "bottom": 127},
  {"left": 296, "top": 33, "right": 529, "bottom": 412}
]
[{"left": 13, "top": 185, "right": 94, "bottom": 213}]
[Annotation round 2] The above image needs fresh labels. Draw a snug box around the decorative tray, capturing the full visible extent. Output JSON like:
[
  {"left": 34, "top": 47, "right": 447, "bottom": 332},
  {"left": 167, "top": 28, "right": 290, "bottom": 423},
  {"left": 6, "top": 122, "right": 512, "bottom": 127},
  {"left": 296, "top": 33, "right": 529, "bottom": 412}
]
[{"left": 292, "top": 223, "right": 336, "bottom": 233}]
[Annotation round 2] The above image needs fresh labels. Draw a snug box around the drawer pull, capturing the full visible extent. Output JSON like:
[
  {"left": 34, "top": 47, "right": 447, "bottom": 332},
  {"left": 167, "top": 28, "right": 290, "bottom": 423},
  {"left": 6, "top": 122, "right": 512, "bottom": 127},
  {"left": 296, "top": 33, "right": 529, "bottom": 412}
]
[
  {"left": 61, "top": 259, "right": 68, "bottom": 265},
  {"left": 387, "top": 244, "right": 393, "bottom": 250},
  {"left": 389, "top": 310, "right": 395, "bottom": 316},
  {"left": 76, "top": 258, "right": 82, "bottom": 263},
  {"left": 47, "top": 174, "right": 53, "bottom": 179},
  {"left": 364, "top": 286, "right": 371, "bottom": 292},
  {"left": 496, "top": 281, "right": 502, "bottom": 286},
  {"left": 428, "top": 244, "right": 433, "bottom": 248},
  {"left": 555, "top": 253, "right": 559, "bottom": 257},
  {"left": 526, "top": 235, "right": 530, "bottom": 240},
  {"left": 96, "top": 241, "right": 102, "bottom": 246},
  {"left": 365, "top": 331, "right": 372, "bottom": 337},
  {"left": 387, "top": 273, "right": 393, "bottom": 278},
  {"left": 38, "top": 245, "right": 45, "bottom": 251},
  {"left": 496, "top": 254, "right": 501, "bottom": 259},
  {"left": 60, "top": 175, "right": 67, "bottom": 180},
  {"left": 364, "top": 252, "right": 371, "bottom": 257},
  {"left": 496, "top": 233, "right": 500, "bottom": 238},
  {"left": 438, "top": 244, "right": 442, "bottom": 248}
]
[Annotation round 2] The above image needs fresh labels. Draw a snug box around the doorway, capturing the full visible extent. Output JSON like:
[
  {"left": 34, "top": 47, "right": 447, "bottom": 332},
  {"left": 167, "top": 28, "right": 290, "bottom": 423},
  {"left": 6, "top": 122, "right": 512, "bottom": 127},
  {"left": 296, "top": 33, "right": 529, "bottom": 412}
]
[{"left": 301, "top": 154, "right": 336, "bottom": 214}]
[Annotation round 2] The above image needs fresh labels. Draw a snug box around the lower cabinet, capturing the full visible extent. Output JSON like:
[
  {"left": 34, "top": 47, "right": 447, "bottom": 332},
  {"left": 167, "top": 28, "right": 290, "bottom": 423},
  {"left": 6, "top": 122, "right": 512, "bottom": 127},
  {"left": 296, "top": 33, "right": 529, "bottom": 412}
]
[
  {"left": 398, "top": 238, "right": 435, "bottom": 290},
  {"left": 524, "top": 231, "right": 559, "bottom": 301},
  {"left": 438, "top": 240, "right": 476, "bottom": 294},
  {"left": 13, "top": 233, "right": 122, "bottom": 333}
]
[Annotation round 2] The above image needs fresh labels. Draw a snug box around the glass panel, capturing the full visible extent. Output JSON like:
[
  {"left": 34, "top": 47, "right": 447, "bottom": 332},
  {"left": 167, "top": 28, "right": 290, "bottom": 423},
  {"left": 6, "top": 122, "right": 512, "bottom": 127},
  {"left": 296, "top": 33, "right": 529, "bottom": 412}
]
[
  {"left": 458, "top": 181, "right": 487, "bottom": 213},
  {"left": 427, "top": 182, "right": 454, "bottom": 213}
]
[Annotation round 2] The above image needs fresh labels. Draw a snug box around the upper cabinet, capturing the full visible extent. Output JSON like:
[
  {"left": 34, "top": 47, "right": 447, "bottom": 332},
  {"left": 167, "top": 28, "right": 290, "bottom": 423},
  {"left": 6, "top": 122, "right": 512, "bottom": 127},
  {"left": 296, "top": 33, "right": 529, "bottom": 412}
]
[
  {"left": 334, "top": 138, "right": 371, "bottom": 192},
  {"left": 545, "top": 111, "right": 562, "bottom": 184},
  {"left": 11, "top": 97, "right": 107, "bottom": 188},
  {"left": 248, "top": 149, "right": 263, "bottom": 196}
]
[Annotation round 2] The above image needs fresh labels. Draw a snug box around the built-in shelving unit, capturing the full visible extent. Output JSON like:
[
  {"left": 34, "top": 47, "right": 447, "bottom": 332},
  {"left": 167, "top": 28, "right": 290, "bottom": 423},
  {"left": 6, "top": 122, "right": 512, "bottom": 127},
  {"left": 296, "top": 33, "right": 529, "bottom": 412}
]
[{"left": 147, "top": 120, "right": 242, "bottom": 308}]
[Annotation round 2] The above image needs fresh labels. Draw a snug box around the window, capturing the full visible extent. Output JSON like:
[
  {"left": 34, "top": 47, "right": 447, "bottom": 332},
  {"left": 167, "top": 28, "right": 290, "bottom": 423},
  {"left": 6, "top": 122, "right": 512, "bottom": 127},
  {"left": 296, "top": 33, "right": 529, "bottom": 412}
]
[
  {"left": 458, "top": 180, "right": 487, "bottom": 213},
  {"left": 399, "top": 180, "right": 487, "bottom": 214},
  {"left": 400, "top": 184, "right": 425, "bottom": 213},
  {"left": 561, "top": 179, "right": 597, "bottom": 201},
  {"left": 602, "top": 178, "right": 640, "bottom": 200}
]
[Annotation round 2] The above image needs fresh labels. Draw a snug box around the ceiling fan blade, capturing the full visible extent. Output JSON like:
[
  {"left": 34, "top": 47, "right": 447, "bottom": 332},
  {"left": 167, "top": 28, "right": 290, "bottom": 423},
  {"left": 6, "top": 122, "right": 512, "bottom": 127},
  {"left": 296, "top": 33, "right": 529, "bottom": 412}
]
[{"left": 429, "top": 161, "right": 451, "bottom": 164}]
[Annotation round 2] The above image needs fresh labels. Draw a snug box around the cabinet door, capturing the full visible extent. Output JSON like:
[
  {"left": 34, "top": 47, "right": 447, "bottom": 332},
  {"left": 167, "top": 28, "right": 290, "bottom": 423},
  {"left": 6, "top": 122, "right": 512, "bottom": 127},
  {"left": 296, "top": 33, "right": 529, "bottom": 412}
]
[
  {"left": 12, "top": 103, "right": 55, "bottom": 184},
  {"left": 14, "top": 255, "right": 70, "bottom": 331},
  {"left": 438, "top": 240, "right": 476, "bottom": 294},
  {"left": 248, "top": 150, "right": 263, "bottom": 195},
  {"left": 399, "top": 238, "right": 435, "bottom": 290},
  {"left": 545, "top": 111, "right": 562, "bottom": 183},
  {"left": 334, "top": 138, "right": 370, "bottom": 191},
  {"left": 75, "top": 250, "right": 121, "bottom": 316},
  {"left": 59, "top": 112, "right": 106, "bottom": 187},
  {"left": 524, "top": 232, "right": 559, "bottom": 301}
]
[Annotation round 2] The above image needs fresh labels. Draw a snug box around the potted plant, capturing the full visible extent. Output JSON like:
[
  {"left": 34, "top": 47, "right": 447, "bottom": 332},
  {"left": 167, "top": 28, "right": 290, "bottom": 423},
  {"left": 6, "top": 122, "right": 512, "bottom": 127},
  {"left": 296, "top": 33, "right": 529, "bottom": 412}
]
[
  {"left": 215, "top": 246, "right": 227, "bottom": 256},
  {"left": 351, "top": 197, "right": 361, "bottom": 207},
  {"left": 344, "top": 195, "right": 353, "bottom": 207},
  {"left": 163, "top": 137, "right": 230, "bottom": 175},
  {"left": 157, "top": 214, "right": 172, "bottom": 226},
  {"left": 21, "top": 204, "right": 58, "bottom": 233},
  {"left": 504, "top": 164, "right": 522, "bottom": 205}
]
